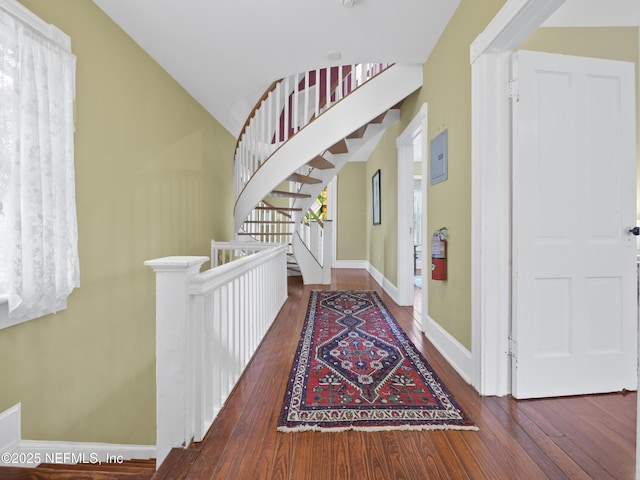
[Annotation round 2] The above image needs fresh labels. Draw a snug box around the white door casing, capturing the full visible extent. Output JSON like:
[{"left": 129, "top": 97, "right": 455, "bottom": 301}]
[
  {"left": 470, "top": 0, "right": 568, "bottom": 397},
  {"left": 511, "top": 50, "right": 637, "bottom": 398},
  {"left": 397, "top": 103, "right": 428, "bottom": 307}
]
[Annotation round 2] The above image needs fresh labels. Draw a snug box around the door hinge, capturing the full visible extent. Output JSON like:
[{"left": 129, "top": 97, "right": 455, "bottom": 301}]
[
  {"left": 508, "top": 335, "right": 517, "bottom": 359},
  {"left": 507, "top": 79, "right": 519, "bottom": 102}
]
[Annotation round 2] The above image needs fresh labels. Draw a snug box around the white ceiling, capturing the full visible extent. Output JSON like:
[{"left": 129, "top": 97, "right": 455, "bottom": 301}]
[
  {"left": 543, "top": 0, "right": 640, "bottom": 27},
  {"left": 90, "top": 0, "right": 639, "bottom": 138},
  {"left": 91, "top": 0, "right": 461, "bottom": 137}
]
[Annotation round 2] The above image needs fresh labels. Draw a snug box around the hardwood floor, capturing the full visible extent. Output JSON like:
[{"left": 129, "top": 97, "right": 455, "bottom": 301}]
[{"left": 154, "top": 269, "right": 636, "bottom": 480}]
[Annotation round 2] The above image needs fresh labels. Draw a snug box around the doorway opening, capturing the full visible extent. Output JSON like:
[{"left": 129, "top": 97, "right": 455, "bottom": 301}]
[{"left": 397, "top": 104, "right": 427, "bottom": 327}]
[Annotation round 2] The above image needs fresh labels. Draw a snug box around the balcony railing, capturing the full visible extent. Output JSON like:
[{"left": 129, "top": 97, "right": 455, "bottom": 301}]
[{"left": 145, "top": 243, "right": 287, "bottom": 466}]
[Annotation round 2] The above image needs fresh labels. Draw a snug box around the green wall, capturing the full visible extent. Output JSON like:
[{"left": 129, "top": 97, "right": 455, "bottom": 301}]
[
  {"left": 336, "top": 163, "right": 367, "bottom": 261},
  {"left": 362, "top": 0, "right": 507, "bottom": 350},
  {"left": 0, "top": 1, "right": 235, "bottom": 444}
]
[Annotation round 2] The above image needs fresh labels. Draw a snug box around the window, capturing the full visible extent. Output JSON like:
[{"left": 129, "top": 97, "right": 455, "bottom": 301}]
[{"left": 0, "top": 0, "right": 79, "bottom": 328}]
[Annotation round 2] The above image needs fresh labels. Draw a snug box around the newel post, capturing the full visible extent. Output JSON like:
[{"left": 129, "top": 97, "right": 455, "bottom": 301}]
[
  {"left": 322, "top": 220, "right": 333, "bottom": 285},
  {"left": 144, "top": 256, "right": 208, "bottom": 468}
]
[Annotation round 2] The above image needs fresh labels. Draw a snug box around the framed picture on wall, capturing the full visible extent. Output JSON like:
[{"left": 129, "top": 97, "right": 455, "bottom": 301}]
[{"left": 372, "top": 169, "right": 381, "bottom": 225}]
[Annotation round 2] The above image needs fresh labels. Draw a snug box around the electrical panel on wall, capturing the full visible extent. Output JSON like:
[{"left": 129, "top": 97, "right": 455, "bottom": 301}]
[{"left": 430, "top": 129, "right": 448, "bottom": 185}]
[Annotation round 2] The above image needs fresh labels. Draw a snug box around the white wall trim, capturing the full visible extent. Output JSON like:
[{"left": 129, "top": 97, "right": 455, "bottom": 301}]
[
  {"left": 396, "top": 103, "right": 428, "bottom": 308},
  {"left": 0, "top": 403, "right": 20, "bottom": 455},
  {"left": 470, "top": 0, "right": 566, "bottom": 63},
  {"left": 423, "top": 315, "right": 473, "bottom": 384},
  {"left": 366, "top": 263, "right": 399, "bottom": 304},
  {"left": 334, "top": 260, "right": 368, "bottom": 269},
  {"left": 14, "top": 441, "right": 156, "bottom": 467},
  {"left": 0, "top": 403, "right": 155, "bottom": 468}
]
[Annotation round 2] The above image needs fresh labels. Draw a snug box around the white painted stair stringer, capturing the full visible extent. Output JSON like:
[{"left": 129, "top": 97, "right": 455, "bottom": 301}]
[
  {"left": 233, "top": 63, "right": 423, "bottom": 231},
  {"left": 292, "top": 232, "right": 323, "bottom": 284}
]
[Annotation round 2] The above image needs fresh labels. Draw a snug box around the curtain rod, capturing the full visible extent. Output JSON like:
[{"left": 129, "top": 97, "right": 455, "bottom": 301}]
[{"left": 0, "top": 0, "right": 71, "bottom": 51}]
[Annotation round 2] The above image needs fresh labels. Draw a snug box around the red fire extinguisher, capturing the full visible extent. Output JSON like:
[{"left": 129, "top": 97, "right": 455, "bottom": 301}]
[{"left": 432, "top": 228, "right": 448, "bottom": 281}]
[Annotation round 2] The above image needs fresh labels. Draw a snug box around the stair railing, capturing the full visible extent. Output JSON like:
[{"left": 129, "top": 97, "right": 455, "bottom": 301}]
[
  {"left": 233, "top": 63, "right": 392, "bottom": 209},
  {"left": 300, "top": 209, "right": 324, "bottom": 263},
  {"left": 145, "top": 243, "right": 287, "bottom": 467},
  {"left": 293, "top": 217, "right": 333, "bottom": 284},
  {"left": 238, "top": 200, "right": 295, "bottom": 244}
]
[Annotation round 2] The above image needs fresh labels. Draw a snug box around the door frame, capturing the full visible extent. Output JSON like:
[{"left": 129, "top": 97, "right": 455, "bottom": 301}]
[
  {"left": 397, "top": 103, "right": 428, "bottom": 308},
  {"left": 470, "top": 0, "right": 567, "bottom": 396}
]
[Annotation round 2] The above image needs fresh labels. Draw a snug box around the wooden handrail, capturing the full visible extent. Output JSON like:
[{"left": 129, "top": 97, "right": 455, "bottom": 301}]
[
  {"left": 306, "top": 208, "right": 324, "bottom": 228},
  {"left": 260, "top": 199, "right": 292, "bottom": 219},
  {"left": 234, "top": 79, "right": 282, "bottom": 154}
]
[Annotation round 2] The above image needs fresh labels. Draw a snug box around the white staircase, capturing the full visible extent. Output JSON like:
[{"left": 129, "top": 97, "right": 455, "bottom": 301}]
[{"left": 233, "top": 63, "right": 423, "bottom": 283}]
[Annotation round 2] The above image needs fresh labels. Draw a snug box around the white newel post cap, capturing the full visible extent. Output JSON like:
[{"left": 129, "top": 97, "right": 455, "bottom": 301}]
[{"left": 144, "top": 256, "right": 209, "bottom": 272}]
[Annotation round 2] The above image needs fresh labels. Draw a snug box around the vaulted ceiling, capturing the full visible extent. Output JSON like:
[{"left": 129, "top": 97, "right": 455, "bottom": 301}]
[
  {"left": 91, "top": 0, "right": 639, "bottom": 138},
  {"left": 91, "top": 0, "right": 461, "bottom": 136}
]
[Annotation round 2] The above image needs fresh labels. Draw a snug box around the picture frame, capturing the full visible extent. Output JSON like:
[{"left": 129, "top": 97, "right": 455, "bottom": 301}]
[{"left": 372, "top": 169, "right": 381, "bottom": 225}]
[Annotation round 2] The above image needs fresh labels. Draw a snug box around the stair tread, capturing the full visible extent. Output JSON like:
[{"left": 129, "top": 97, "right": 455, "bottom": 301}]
[
  {"left": 268, "top": 190, "right": 311, "bottom": 199},
  {"left": 369, "top": 111, "right": 387, "bottom": 124},
  {"left": 255, "top": 206, "right": 302, "bottom": 212},
  {"left": 327, "top": 139, "right": 348, "bottom": 155},
  {"left": 346, "top": 125, "right": 368, "bottom": 139},
  {"left": 238, "top": 232, "right": 291, "bottom": 236},
  {"left": 287, "top": 172, "right": 322, "bottom": 184},
  {"left": 244, "top": 220, "right": 295, "bottom": 224},
  {"left": 307, "top": 155, "right": 334, "bottom": 170}
]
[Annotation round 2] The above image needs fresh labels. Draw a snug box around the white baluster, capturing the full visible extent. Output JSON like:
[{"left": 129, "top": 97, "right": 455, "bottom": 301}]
[
  {"left": 267, "top": 89, "right": 273, "bottom": 150},
  {"left": 304, "top": 71, "right": 309, "bottom": 127},
  {"left": 314, "top": 68, "right": 320, "bottom": 117},
  {"left": 283, "top": 76, "right": 290, "bottom": 142},
  {"left": 212, "top": 288, "right": 222, "bottom": 415},
  {"left": 325, "top": 67, "right": 331, "bottom": 110},
  {"left": 260, "top": 99, "right": 266, "bottom": 157},
  {"left": 322, "top": 220, "right": 333, "bottom": 284},
  {"left": 310, "top": 221, "right": 319, "bottom": 259},
  {"left": 293, "top": 73, "right": 299, "bottom": 132},
  {"left": 275, "top": 81, "right": 281, "bottom": 144}
]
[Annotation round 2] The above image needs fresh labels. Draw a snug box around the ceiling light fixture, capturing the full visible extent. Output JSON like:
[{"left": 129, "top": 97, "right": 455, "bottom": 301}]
[
  {"left": 340, "top": 0, "right": 355, "bottom": 7},
  {"left": 327, "top": 50, "right": 342, "bottom": 61}
]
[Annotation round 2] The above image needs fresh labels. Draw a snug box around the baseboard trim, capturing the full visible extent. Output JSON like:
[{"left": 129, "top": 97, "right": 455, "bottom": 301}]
[
  {"left": 423, "top": 314, "right": 473, "bottom": 384},
  {"left": 333, "top": 260, "right": 368, "bottom": 269},
  {"left": 16, "top": 440, "right": 156, "bottom": 466},
  {"left": 366, "top": 263, "right": 399, "bottom": 304},
  {"left": 0, "top": 403, "right": 21, "bottom": 455},
  {"left": 0, "top": 404, "right": 155, "bottom": 467}
]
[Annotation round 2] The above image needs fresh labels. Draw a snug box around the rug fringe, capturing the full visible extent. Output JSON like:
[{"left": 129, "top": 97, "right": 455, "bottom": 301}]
[{"left": 277, "top": 424, "right": 479, "bottom": 433}]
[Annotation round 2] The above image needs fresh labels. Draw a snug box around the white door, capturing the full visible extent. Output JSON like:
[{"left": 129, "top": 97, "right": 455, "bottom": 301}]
[{"left": 512, "top": 50, "right": 637, "bottom": 399}]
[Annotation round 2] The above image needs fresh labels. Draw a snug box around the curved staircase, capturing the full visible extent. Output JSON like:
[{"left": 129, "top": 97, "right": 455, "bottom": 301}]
[{"left": 234, "top": 63, "right": 423, "bottom": 283}]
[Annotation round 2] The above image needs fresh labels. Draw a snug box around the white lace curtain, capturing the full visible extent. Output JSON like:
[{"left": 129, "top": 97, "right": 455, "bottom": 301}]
[{"left": 0, "top": 5, "right": 79, "bottom": 322}]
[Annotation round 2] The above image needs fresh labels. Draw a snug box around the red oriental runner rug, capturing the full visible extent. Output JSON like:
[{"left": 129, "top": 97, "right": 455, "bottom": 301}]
[{"left": 277, "top": 290, "right": 478, "bottom": 432}]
